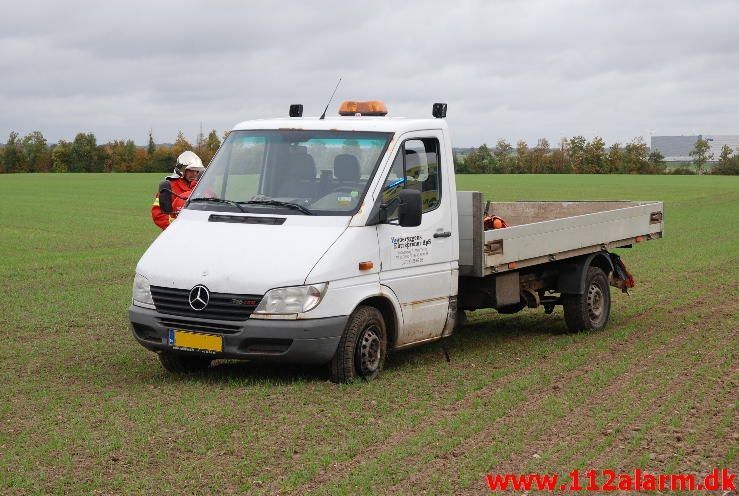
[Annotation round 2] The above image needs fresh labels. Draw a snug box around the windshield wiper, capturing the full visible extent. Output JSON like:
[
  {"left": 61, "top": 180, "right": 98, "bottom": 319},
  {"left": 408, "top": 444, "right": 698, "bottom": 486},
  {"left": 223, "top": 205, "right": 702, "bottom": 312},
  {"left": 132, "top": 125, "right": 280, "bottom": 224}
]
[
  {"left": 240, "top": 200, "right": 314, "bottom": 215},
  {"left": 189, "top": 197, "right": 247, "bottom": 213}
]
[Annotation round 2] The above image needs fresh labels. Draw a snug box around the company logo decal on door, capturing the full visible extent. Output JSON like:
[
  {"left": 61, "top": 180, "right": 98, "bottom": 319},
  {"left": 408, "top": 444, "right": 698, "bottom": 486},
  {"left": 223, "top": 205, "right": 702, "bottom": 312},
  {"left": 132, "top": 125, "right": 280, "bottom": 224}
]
[{"left": 390, "top": 235, "right": 432, "bottom": 267}]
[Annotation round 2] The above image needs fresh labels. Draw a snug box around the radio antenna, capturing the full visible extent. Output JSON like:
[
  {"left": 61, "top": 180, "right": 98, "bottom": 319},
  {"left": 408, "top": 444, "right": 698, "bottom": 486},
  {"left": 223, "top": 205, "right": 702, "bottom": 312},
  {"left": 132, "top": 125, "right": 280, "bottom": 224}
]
[{"left": 319, "top": 77, "right": 342, "bottom": 120}]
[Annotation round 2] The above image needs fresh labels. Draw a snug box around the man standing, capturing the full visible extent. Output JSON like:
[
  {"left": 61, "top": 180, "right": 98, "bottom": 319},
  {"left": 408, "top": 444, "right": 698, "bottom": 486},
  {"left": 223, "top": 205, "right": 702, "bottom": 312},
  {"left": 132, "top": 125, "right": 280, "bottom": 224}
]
[{"left": 151, "top": 151, "right": 205, "bottom": 230}]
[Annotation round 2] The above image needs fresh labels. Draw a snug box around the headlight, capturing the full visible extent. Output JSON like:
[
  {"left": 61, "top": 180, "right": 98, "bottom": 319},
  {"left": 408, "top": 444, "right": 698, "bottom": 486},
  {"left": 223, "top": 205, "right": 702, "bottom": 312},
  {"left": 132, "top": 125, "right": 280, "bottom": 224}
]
[
  {"left": 254, "top": 283, "right": 327, "bottom": 314},
  {"left": 132, "top": 273, "right": 155, "bottom": 308}
]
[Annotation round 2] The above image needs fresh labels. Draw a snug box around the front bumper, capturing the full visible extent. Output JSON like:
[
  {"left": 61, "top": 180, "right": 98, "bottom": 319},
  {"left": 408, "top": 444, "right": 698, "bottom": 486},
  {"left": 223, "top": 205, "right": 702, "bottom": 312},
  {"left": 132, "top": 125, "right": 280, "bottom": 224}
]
[{"left": 129, "top": 305, "right": 347, "bottom": 365}]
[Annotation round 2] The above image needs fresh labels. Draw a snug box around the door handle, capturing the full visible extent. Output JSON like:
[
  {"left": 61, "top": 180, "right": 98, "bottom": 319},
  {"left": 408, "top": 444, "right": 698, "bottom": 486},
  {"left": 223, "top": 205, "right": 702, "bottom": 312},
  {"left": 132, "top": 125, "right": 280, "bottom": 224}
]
[{"left": 433, "top": 231, "right": 452, "bottom": 238}]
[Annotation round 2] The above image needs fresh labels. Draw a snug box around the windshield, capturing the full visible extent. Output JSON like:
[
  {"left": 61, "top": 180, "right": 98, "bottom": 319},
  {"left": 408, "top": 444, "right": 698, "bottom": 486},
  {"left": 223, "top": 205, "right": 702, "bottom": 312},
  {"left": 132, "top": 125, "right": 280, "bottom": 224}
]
[{"left": 188, "top": 130, "right": 393, "bottom": 215}]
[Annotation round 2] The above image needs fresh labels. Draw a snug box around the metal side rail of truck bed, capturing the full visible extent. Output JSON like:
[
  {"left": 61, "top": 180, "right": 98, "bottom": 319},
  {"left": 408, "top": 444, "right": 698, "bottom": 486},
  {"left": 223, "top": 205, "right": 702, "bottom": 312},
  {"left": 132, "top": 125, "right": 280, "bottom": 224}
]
[{"left": 458, "top": 191, "right": 664, "bottom": 277}]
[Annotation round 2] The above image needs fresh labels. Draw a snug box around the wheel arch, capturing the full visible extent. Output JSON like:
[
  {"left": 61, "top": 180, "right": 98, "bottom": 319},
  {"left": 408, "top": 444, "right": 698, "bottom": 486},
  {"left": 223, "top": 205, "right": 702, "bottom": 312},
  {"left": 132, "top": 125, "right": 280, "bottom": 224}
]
[
  {"left": 556, "top": 252, "right": 614, "bottom": 295},
  {"left": 356, "top": 295, "right": 400, "bottom": 350}
]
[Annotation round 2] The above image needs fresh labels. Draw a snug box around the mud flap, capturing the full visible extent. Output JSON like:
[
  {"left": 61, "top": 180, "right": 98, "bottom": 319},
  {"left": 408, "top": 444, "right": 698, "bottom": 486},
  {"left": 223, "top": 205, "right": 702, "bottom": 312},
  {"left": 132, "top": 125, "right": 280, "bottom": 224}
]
[
  {"left": 609, "top": 253, "right": 635, "bottom": 294},
  {"left": 442, "top": 296, "right": 458, "bottom": 337}
]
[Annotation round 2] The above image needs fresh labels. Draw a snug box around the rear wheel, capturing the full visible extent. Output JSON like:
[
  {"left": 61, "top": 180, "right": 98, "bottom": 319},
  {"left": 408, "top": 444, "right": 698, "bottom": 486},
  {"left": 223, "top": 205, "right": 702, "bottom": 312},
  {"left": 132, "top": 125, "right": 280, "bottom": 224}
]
[
  {"left": 329, "top": 306, "right": 387, "bottom": 383},
  {"left": 158, "top": 352, "right": 212, "bottom": 373},
  {"left": 562, "top": 267, "right": 611, "bottom": 332}
]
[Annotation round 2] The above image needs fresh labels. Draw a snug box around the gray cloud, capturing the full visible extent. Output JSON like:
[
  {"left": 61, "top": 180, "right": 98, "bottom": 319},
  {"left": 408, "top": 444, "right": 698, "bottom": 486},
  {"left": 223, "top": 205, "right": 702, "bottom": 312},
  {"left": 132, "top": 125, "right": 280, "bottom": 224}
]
[{"left": 1, "top": 0, "right": 737, "bottom": 147}]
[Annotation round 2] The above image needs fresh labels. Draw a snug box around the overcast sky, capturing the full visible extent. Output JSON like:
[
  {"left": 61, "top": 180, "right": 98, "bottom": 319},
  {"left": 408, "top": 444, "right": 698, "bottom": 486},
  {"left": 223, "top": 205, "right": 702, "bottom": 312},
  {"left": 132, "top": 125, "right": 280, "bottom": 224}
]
[{"left": 1, "top": 0, "right": 737, "bottom": 147}]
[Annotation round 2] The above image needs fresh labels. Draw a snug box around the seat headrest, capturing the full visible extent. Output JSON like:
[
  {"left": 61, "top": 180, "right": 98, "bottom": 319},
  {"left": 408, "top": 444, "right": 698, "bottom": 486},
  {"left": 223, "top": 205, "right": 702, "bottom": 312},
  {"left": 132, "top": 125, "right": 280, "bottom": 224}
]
[
  {"left": 290, "top": 153, "right": 316, "bottom": 180},
  {"left": 334, "top": 154, "right": 361, "bottom": 182}
]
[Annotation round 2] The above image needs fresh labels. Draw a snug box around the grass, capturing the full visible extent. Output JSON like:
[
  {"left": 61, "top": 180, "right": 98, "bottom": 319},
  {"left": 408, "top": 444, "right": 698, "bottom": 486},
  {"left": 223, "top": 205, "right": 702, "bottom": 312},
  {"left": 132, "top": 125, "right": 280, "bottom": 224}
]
[{"left": 0, "top": 173, "right": 737, "bottom": 495}]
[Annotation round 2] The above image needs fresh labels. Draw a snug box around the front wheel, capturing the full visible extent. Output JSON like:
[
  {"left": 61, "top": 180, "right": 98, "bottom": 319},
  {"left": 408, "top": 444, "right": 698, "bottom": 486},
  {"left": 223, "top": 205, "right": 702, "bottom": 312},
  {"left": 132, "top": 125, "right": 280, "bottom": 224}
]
[
  {"left": 329, "top": 306, "right": 387, "bottom": 383},
  {"left": 562, "top": 267, "right": 611, "bottom": 332}
]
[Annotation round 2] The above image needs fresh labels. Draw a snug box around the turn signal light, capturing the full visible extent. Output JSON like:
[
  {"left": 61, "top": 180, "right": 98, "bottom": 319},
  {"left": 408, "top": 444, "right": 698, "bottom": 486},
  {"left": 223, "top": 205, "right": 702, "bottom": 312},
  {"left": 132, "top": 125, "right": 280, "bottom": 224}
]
[
  {"left": 339, "top": 101, "right": 388, "bottom": 116},
  {"left": 358, "top": 261, "right": 374, "bottom": 271}
]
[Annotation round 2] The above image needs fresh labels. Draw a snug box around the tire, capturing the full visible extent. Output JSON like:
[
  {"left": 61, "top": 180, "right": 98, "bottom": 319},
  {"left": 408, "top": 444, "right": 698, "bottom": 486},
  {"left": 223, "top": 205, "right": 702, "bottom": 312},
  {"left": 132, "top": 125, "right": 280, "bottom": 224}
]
[
  {"left": 158, "top": 352, "right": 212, "bottom": 373},
  {"left": 562, "top": 267, "right": 611, "bottom": 332},
  {"left": 329, "top": 306, "right": 387, "bottom": 383}
]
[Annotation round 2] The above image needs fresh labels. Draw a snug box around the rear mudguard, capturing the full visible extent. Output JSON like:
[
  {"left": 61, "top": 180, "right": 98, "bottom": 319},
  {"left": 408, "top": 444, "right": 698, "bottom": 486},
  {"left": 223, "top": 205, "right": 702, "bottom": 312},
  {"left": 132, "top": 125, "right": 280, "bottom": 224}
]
[{"left": 556, "top": 252, "right": 615, "bottom": 295}]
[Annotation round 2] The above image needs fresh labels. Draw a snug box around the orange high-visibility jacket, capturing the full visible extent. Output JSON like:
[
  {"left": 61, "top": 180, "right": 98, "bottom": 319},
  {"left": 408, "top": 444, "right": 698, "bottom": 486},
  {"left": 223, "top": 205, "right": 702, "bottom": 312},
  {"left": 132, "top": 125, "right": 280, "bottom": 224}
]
[{"left": 151, "top": 177, "right": 195, "bottom": 230}]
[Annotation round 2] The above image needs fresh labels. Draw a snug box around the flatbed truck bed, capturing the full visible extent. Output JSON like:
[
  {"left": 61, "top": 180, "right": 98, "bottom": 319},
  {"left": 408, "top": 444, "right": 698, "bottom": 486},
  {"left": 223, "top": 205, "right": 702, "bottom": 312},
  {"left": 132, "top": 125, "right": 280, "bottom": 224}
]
[{"left": 458, "top": 192, "right": 664, "bottom": 276}]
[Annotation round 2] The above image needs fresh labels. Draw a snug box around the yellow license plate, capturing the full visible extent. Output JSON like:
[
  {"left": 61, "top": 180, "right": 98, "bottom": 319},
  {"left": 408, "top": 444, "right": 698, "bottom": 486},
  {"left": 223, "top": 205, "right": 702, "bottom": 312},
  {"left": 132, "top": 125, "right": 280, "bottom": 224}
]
[{"left": 168, "top": 330, "right": 222, "bottom": 353}]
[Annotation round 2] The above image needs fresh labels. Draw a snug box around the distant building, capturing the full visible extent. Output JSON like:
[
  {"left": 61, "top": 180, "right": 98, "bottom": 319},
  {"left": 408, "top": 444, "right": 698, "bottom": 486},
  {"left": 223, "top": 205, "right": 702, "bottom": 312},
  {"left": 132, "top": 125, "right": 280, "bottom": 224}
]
[
  {"left": 703, "top": 135, "right": 739, "bottom": 160},
  {"left": 651, "top": 134, "right": 739, "bottom": 161},
  {"left": 650, "top": 135, "right": 700, "bottom": 161}
]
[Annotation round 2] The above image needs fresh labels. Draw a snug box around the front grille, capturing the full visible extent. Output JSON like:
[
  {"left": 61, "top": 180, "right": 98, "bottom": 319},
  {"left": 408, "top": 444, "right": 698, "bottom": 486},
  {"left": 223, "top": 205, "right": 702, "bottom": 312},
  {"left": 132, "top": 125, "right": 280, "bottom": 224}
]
[
  {"left": 150, "top": 286, "right": 262, "bottom": 321},
  {"left": 158, "top": 317, "right": 242, "bottom": 335}
]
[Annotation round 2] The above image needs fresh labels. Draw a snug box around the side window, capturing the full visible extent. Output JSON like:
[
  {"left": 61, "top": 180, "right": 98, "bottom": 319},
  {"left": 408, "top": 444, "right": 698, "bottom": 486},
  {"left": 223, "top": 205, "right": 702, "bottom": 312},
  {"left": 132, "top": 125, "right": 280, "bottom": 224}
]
[{"left": 381, "top": 138, "right": 441, "bottom": 220}]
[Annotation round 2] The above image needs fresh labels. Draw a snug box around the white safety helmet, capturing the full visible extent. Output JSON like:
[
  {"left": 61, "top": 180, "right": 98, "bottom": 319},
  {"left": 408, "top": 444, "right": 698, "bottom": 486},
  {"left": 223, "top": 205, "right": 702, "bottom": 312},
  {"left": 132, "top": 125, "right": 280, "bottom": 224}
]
[{"left": 174, "top": 151, "right": 205, "bottom": 178}]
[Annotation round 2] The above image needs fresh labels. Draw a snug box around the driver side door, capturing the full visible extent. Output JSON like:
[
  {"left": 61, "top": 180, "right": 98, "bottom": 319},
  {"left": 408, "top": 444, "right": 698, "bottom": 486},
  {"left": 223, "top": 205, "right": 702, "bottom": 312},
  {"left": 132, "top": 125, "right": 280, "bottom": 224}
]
[{"left": 376, "top": 133, "right": 454, "bottom": 347}]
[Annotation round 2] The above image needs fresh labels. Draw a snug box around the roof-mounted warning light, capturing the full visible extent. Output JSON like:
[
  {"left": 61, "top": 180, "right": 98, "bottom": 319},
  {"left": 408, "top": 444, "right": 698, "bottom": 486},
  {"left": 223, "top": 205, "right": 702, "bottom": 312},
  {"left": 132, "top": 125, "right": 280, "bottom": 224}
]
[
  {"left": 338, "top": 101, "right": 388, "bottom": 116},
  {"left": 432, "top": 103, "right": 447, "bottom": 118},
  {"left": 289, "top": 104, "right": 303, "bottom": 117}
]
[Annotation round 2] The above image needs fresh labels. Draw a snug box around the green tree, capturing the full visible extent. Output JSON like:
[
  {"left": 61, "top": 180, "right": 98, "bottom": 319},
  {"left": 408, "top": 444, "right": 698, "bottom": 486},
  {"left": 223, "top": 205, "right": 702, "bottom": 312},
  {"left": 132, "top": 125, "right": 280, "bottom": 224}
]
[
  {"left": 531, "top": 138, "right": 550, "bottom": 174},
  {"left": 202, "top": 129, "right": 221, "bottom": 164},
  {"left": 147, "top": 130, "right": 156, "bottom": 156},
  {"left": 131, "top": 148, "right": 150, "bottom": 172},
  {"left": 21, "top": 131, "right": 49, "bottom": 172},
  {"left": 2, "top": 131, "right": 25, "bottom": 172},
  {"left": 717, "top": 144, "right": 733, "bottom": 164},
  {"left": 148, "top": 146, "right": 175, "bottom": 173},
  {"left": 453, "top": 152, "right": 466, "bottom": 173},
  {"left": 196, "top": 127, "right": 205, "bottom": 156},
  {"left": 514, "top": 140, "right": 529, "bottom": 173},
  {"left": 104, "top": 140, "right": 136, "bottom": 172},
  {"left": 647, "top": 150, "right": 666, "bottom": 174},
  {"left": 606, "top": 143, "right": 622, "bottom": 173},
  {"left": 51, "top": 141, "right": 72, "bottom": 172},
  {"left": 712, "top": 144, "right": 738, "bottom": 175},
  {"left": 462, "top": 144, "right": 495, "bottom": 174},
  {"left": 172, "top": 130, "right": 192, "bottom": 157},
  {"left": 689, "top": 138, "right": 713, "bottom": 174},
  {"left": 566, "top": 136, "right": 587, "bottom": 173},
  {"left": 580, "top": 137, "right": 605, "bottom": 173},
  {"left": 70, "top": 133, "right": 105, "bottom": 172},
  {"left": 550, "top": 148, "right": 566, "bottom": 173},
  {"left": 493, "top": 139, "right": 513, "bottom": 173},
  {"left": 623, "top": 138, "right": 650, "bottom": 174}
]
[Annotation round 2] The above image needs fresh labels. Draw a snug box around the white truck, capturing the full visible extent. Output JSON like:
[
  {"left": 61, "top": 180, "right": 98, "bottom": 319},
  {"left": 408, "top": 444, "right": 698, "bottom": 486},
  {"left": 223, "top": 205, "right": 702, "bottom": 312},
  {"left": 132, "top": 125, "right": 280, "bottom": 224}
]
[{"left": 129, "top": 101, "right": 663, "bottom": 382}]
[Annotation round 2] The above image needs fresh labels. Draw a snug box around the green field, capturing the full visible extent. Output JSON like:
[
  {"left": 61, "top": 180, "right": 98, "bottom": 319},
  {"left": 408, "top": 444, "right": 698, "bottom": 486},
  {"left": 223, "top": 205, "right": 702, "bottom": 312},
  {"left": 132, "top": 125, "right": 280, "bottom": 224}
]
[{"left": 1, "top": 174, "right": 737, "bottom": 495}]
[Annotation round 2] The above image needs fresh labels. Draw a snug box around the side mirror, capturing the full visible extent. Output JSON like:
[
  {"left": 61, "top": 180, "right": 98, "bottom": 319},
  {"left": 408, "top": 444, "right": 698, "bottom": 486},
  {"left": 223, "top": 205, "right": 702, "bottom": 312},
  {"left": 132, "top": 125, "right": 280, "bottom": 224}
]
[
  {"left": 398, "top": 189, "right": 422, "bottom": 227},
  {"left": 158, "top": 180, "right": 173, "bottom": 214}
]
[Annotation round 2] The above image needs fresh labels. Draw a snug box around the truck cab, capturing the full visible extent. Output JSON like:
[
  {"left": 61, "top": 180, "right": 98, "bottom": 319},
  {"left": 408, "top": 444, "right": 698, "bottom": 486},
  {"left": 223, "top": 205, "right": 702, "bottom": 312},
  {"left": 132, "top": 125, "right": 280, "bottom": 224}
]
[{"left": 129, "top": 101, "right": 662, "bottom": 382}]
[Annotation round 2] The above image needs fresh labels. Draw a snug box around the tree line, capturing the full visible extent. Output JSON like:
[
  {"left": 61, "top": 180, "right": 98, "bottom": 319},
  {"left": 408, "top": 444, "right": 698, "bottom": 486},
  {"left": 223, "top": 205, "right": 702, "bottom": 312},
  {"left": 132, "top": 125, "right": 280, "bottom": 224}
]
[
  {"left": 454, "top": 137, "right": 738, "bottom": 175},
  {"left": 1, "top": 130, "right": 737, "bottom": 175},
  {"left": 0, "top": 129, "right": 224, "bottom": 174}
]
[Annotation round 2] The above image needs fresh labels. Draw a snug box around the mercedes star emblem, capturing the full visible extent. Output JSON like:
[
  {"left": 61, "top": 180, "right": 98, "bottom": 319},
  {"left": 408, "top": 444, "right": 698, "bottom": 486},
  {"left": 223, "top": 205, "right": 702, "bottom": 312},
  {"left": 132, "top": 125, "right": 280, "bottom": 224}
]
[{"left": 188, "top": 285, "right": 210, "bottom": 311}]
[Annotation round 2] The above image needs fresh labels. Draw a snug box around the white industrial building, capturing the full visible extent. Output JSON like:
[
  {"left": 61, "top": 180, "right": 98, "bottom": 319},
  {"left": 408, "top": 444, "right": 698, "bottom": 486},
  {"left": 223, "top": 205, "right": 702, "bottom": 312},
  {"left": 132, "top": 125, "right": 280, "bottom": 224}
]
[{"left": 651, "top": 135, "right": 739, "bottom": 161}]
